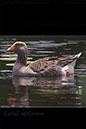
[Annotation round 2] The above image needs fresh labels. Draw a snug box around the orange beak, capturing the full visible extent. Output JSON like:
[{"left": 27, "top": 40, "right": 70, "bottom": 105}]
[{"left": 7, "top": 44, "right": 15, "bottom": 52}]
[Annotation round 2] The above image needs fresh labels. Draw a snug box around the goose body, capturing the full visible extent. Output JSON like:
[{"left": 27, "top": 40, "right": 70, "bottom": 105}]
[{"left": 7, "top": 42, "right": 82, "bottom": 77}]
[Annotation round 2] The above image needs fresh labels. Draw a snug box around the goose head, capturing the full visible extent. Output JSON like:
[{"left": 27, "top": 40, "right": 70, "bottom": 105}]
[{"left": 7, "top": 41, "right": 28, "bottom": 66}]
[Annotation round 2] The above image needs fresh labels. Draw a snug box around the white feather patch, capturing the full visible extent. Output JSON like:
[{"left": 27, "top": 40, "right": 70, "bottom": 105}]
[{"left": 62, "top": 52, "right": 82, "bottom": 74}]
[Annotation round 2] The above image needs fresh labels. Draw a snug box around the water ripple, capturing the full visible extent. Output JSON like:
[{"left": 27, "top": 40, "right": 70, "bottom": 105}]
[
  {"left": 36, "top": 51, "right": 55, "bottom": 54},
  {"left": 0, "top": 70, "right": 12, "bottom": 79},
  {"left": 0, "top": 70, "right": 12, "bottom": 73},
  {"left": 0, "top": 41, "right": 14, "bottom": 44}
]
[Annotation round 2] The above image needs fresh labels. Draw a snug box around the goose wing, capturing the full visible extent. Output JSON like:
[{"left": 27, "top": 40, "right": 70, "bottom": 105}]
[
  {"left": 58, "top": 52, "right": 82, "bottom": 67},
  {"left": 29, "top": 56, "right": 59, "bottom": 72},
  {"left": 29, "top": 53, "right": 82, "bottom": 73},
  {"left": 58, "top": 56, "right": 77, "bottom": 67}
]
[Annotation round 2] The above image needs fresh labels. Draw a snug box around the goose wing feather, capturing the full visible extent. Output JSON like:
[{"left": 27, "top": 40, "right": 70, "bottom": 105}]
[
  {"left": 58, "top": 56, "right": 77, "bottom": 67},
  {"left": 29, "top": 56, "right": 59, "bottom": 73}
]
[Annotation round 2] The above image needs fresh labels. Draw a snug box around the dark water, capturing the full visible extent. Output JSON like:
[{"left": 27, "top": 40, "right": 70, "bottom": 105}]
[{"left": 0, "top": 35, "right": 86, "bottom": 107}]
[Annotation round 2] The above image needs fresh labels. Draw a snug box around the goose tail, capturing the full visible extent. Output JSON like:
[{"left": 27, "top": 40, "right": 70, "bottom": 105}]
[
  {"left": 62, "top": 52, "right": 82, "bottom": 74},
  {"left": 75, "top": 52, "right": 82, "bottom": 58}
]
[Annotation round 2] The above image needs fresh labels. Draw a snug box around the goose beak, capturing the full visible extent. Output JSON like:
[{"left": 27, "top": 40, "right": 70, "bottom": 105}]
[{"left": 7, "top": 44, "right": 15, "bottom": 52}]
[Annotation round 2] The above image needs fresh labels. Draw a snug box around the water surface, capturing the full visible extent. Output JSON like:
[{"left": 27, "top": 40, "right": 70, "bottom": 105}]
[{"left": 0, "top": 35, "right": 86, "bottom": 107}]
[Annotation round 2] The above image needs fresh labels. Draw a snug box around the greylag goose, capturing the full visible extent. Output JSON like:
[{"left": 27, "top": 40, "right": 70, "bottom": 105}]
[{"left": 7, "top": 41, "right": 82, "bottom": 77}]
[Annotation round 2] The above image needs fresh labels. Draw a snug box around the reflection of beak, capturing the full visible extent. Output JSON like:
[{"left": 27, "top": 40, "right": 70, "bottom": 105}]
[{"left": 7, "top": 44, "right": 15, "bottom": 52}]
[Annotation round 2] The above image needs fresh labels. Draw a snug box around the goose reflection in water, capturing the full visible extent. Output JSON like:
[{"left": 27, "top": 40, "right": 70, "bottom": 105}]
[{"left": 10, "top": 75, "right": 82, "bottom": 107}]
